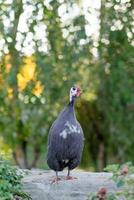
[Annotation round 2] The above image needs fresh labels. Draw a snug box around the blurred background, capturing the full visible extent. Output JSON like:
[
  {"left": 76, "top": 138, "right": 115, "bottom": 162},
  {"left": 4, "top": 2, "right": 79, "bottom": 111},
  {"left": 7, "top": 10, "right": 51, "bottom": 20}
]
[{"left": 0, "top": 0, "right": 134, "bottom": 171}]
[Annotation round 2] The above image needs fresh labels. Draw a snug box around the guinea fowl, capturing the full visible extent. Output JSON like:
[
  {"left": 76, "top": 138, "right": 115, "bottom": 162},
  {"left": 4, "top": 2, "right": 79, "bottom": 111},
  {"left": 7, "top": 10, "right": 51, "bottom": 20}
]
[{"left": 47, "top": 86, "right": 84, "bottom": 183}]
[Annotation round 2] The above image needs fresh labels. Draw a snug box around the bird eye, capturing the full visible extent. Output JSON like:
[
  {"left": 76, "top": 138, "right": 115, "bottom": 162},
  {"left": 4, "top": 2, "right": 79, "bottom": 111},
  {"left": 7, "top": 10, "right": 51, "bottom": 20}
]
[{"left": 72, "top": 87, "right": 76, "bottom": 91}]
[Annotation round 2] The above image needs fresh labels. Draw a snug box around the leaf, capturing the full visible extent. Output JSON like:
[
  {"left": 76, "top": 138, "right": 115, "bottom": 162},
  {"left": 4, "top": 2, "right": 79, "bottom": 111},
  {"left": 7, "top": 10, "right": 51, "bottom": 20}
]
[{"left": 116, "top": 179, "right": 125, "bottom": 188}]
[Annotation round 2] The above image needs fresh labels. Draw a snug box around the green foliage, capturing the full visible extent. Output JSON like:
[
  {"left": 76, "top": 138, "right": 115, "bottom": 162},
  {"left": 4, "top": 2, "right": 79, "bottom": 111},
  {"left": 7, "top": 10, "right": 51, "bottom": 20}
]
[
  {"left": 88, "top": 163, "right": 134, "bottom": 200},
  {"left": 77, "top": 0, "right": 134, "bottom": 170},
  {"left": 0, "top": 0, "right": 91, "bottom": 168},
  {"left": 105, "top": 163, "right": 134, "bottom": 199},
  {"left": 0, "top": 137, "right": 12, "bottom": 160},
  {"left": 0, "top": 161, "right": 31, "bottom": 200},
  {"left": 0, "top": 0, "right": 134, "bottom": 170}
]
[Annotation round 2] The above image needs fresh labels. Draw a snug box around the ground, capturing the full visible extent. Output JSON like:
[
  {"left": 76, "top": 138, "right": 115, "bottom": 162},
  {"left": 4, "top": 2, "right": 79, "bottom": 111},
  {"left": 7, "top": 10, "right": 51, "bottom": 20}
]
[{"left": 22, "top": 169, "right": 118, "bottom": 200}]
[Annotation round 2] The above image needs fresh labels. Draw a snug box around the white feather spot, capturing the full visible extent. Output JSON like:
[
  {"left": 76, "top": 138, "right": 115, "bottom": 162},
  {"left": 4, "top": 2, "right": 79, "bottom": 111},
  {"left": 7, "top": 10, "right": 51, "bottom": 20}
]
[
  {"left": 60, "top": 129, "right": 67, "bottom": 139},
  {"left": 65, "top": 121, "right": 80, "bottom": 134},
  {"left": 77, "top": 129, "right": 81, "bottom": 133},
  {"left": 60, "top": 121, "right": 81, "bottom": 139},
  {"left": 62, "top": 159, "right": 69, "bottom": 163}
]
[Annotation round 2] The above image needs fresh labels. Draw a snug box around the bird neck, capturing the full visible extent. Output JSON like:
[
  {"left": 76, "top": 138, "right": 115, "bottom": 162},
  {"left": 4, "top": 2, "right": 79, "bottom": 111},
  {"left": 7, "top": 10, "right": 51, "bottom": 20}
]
[
  {"left": 68, "top": 97, "right": 77, "bottom": 120},
  {"left": 69, "top": 96, "right": 75, "bottom": 106}
]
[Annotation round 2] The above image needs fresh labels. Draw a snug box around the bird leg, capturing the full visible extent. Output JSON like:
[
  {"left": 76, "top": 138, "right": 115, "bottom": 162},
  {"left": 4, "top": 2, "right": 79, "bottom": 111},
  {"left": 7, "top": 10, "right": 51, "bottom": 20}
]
[
  {"left": 66, "top": 168, "right": 77, "bottom": 180},
  {"left": 51, "top": 171, "right": 61, "bottom": 184}
]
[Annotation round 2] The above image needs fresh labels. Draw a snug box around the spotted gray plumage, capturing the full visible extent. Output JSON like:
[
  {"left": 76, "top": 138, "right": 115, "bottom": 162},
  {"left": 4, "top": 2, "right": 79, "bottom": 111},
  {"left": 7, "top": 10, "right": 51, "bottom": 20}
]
[{"left": 47, "top": 86, "right": 84, "bottom": 181}]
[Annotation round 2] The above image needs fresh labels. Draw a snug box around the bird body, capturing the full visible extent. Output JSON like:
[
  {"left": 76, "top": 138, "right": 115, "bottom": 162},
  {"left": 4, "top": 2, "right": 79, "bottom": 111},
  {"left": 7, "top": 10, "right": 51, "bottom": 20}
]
[{"left": 47, "top": 86, "right": 84, "bottom": 181}]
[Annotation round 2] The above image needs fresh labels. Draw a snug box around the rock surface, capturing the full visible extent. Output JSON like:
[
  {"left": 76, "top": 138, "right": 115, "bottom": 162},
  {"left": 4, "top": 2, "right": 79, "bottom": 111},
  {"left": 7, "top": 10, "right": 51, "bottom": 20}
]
[{"left": 23, "top": 170, "right": 117, "bottom": 200}]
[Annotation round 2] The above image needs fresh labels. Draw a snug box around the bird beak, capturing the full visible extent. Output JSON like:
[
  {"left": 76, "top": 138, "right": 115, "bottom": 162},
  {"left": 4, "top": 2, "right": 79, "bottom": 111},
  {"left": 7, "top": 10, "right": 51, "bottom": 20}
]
[{"left": 76, "top": 86, "right": 82, "bottom": 97}]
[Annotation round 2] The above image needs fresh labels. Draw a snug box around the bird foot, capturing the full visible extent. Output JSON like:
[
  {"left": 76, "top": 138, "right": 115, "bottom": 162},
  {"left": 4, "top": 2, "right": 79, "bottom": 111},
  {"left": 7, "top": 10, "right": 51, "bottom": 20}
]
[
  {"left": 51, "top": 177, "right": 61, "bottom": 184},
  {"left": 66, "top": 176, "right": 77, "bottom": 180}
]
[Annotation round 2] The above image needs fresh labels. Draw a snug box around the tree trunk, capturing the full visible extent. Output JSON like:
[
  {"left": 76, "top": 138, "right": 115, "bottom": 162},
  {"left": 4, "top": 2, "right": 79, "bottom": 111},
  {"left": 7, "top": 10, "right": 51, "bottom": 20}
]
[
  {"left": 13, "top": 143, "right": 41, "bottom": 169},
  {"left": 98, "top": 142, "right": 106, "bottom": 171},
  {"left": 30, "top": 147, "right": 41, "bottom": 169},
  {"left": 13, "top": 141, "right": 28, "bottom": 168}
]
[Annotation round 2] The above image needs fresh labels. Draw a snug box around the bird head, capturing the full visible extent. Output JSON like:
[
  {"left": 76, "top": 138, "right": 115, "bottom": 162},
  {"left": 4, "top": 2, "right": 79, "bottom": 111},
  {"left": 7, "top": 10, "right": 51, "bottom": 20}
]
[{"left": 70, "top": 86, "right": 82, "bottom": 102}]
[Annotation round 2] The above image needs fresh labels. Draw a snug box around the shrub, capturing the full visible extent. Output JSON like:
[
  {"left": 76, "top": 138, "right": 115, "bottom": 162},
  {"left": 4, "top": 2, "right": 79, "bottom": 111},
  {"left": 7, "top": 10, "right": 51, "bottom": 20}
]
[
  {"left": 0, "top": 161, "right": 31, "bottom": 200},
  {"left": 88, "top": 162, "right": 134, "bottom": 200}
]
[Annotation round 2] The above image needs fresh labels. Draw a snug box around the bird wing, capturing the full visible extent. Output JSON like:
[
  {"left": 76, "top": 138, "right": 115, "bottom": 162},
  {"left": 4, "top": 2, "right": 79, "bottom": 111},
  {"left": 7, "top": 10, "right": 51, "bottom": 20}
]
[
  {"left": 47, "top": 106, "right": 68, "bottom": 145},
  {"left": 48, "top": 119, "right": 57, "bottom": 145}
]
